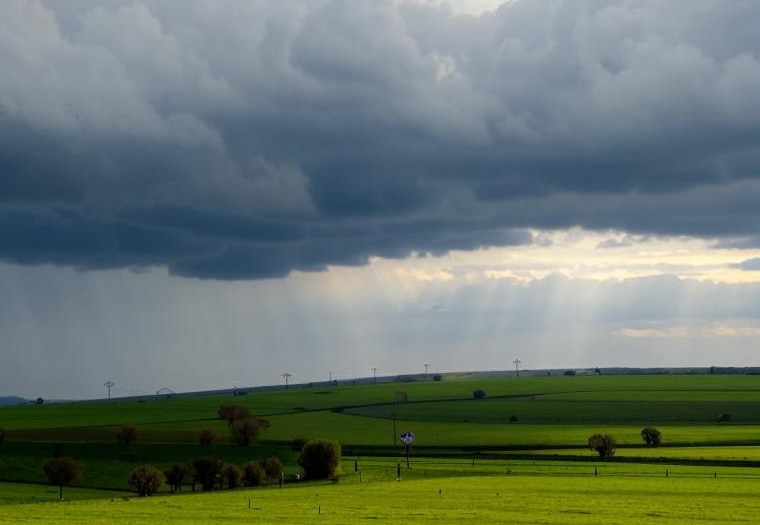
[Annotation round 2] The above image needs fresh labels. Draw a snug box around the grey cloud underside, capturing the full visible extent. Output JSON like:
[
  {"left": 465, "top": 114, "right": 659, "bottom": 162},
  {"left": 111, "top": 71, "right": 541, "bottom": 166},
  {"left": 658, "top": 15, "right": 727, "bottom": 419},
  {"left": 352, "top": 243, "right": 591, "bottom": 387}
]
[{"left": 3, "top": 0, "right": 760, "bottom": 279}]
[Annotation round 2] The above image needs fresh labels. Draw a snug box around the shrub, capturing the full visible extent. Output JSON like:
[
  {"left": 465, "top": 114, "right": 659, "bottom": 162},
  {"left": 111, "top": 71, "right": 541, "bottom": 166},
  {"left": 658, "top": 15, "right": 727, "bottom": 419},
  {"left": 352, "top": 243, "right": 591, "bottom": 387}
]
[
  {"left": 0, "top": 427, "right": 5, "bottom": 444},
  {"left": 473, "top": 390, "right": 486, "bottom": 399},
  {"left": 291, "top": 438, "right": 307, "bottom": 451},
  {"left": 509, "top": 415, "right": 519, "bottom": 422},
  {"left": 127, "top": 464, "right": 164, "bottom": 497},
  {"left": 221, "top": 464, "right": 243, "bottom": 489},
  {"left": 43, "top": 456, "right": 81, "bottom": 500},
  {"left": 298, "top": 439, "right": 341, "bottom": 480},
  {"left": 193, "top": 456, "right": 224, "bottom": 491},
  {"left": 242, "top": 461, "right": 267, "bottom": 487},
  {"left": 198, "top": 428, "right": 221, "bottom": 446},
  {"left": 432, "top": 374, "right": 442, "bottom": 381},
  {"left": 715, "top": 413, "right": 731, "bottom": 422},
  {"left": 261, "top": 456, "right": 284, "bottom": 484},
  {"left": 588, "top": 433, "right": 616, "bottom": 458},
  {"left": 230, "top": 417, "right": 269, "bottom": 446},
  {"left": 640, "top": 427, "right": 662, "bottom": 447},
  {"left": 116, "top": 424, "right": 139, "bottom": 446}
]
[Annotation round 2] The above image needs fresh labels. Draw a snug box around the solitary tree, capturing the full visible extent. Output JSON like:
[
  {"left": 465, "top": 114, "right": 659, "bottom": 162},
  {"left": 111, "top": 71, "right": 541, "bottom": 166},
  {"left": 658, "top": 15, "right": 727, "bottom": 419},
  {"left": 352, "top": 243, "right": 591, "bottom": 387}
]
[
  {"left": 588, "top": 434, "right": 616, "bottom": 458},
  {"left": 116, "top": 424, "right": 139, "bottom": 446},
  {"left": 229, "top": 417, "right": 269, "bottom": 446},
  {"left": 43, "top": 456, "right": 82, "bottom": 500},
  {"left": 193, "top": 456, "right": 224, "bottom": 491},
  {"left": 217, "top": 405, "right": 250, "bottom": 426},
  {"left": 242, "top": 461, "right": 267, "bottom": 487},
  {"left": 298, "top": 439, "right": 341, "bottom": 480},
  {"left": 261, "top": 457, "right": 284, "bottom": 484},
  {"left": 127, "top": 464, "right": 164, "bottom": 497},
  {"left": 641, "top": 427, "right": 662, "bottom": 447}
]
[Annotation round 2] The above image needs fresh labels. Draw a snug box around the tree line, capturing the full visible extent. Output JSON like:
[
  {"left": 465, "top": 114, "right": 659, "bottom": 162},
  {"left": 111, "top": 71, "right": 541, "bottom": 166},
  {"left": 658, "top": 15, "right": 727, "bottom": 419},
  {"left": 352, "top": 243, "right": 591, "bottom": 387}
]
[{"left": 33, "top": 404, "right": 341, "bottom": 499}]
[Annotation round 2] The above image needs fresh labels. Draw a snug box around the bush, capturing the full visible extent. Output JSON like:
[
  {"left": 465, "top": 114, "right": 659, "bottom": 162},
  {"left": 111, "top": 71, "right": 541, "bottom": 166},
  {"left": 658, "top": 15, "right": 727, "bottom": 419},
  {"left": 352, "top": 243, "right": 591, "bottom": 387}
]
[
  {"left": 298, "top": 439, "right": 341, "bottom": 480},
  {"left": 198, "top": 428, "right": 221, "bottom": 445},
  {"left": 193, "top": 456, "right": 224, "bottom": 491},
  {"left": 116, "top": 424, "right": 139, "bottom": 446},
  {"left": 291, "top": 438, "right": 307, "bottom": 451},
  {"left": 229, "top": 417, "right": 269, "bottom": 446},
  {"left": 433, "top": 374, "right": 442, "bottom": 381},
  {"left": 473, "top": 390, "right": 486, "bottom": 399},
  {"left": 242, "top": 461, "right": 267, "bottom": 487},
  {"left": 509, "top": 415, "right": 518, "bottom": 422},
  {"left": 43, "top": 456, "right": 81, "bottom": 500},
  {"left": 0, "top": 427, "right": 5, "bottom": 444},
  {"left": 221, "top": 464, "right": 243, "bottom": 489},
  {"left": 127, "top": 464, "right": 164, "bottom": 497},
  {"left": 640, "top": 427, "right": 662, "bottom": 447},
  {"left": 588, "top": 433, "right": 616, "bottom": 458},
  {"left": 261, "top": 457, "right": 284, "bottom": 484}
]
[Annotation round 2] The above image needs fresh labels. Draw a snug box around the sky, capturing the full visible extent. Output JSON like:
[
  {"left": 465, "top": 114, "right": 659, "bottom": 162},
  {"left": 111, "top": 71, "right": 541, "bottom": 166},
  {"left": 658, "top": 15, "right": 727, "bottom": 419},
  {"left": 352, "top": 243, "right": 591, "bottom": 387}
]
[{"left": 2, "top": 0, "right": 760, "bottom": 400}]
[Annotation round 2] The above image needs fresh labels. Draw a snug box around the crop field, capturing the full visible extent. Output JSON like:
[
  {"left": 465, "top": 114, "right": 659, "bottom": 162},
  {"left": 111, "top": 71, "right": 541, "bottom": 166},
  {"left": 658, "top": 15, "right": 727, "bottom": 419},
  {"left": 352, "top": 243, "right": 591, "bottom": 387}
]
[{"left": 3, "top": 373, "right": 760, "bottom": 522}]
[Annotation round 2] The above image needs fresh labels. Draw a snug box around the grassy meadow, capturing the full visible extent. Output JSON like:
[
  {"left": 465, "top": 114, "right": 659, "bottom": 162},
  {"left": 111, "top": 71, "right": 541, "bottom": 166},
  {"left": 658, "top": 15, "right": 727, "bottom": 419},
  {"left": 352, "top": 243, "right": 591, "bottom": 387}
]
[{"left": 2, "top": 373, "right": 760, "bottom": 522}]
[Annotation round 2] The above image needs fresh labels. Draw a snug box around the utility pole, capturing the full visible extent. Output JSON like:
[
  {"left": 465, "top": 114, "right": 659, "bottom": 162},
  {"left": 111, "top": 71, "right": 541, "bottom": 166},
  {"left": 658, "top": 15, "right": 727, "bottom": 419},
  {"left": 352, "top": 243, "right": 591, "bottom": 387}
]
[
  {"left": 104, "top": 381, "right": 114, "bottom": 404},
  {"left": 424, "top": 363, "right": 430, "bottom": 378},
  {"left": 513, "top": 358, "right": 521, "bottom": 379},
  {"left": 281, "top": 373, "right": 292, "bottom": 390},
  {"left": 328, "top": 370, "right": 333, "bottom": 385},
  {"left": 371, "top": 367, "right": 377, "bottom": 383}
]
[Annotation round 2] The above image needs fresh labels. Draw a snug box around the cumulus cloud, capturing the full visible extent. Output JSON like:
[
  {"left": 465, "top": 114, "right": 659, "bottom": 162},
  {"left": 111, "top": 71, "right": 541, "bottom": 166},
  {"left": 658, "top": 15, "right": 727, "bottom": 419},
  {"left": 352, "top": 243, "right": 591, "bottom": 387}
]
[{"left": 2, "top": 0, "right": 760, "bottom": 279}]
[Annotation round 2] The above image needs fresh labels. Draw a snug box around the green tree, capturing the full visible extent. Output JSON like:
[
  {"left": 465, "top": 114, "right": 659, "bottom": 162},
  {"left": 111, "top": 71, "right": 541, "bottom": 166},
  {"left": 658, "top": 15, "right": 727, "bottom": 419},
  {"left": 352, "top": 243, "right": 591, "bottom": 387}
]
[
  {"left": 641, "top": 427, "right": 662, "bottom": 447},
  {"left": 217, "top": 404, "right": 250, "bottom": 426},
  {"left": 127, "top": 464, "right": 164, "bottom": 497},
  {"left": 193, "top": 456, "right": 224, "bottom": 491},
  {"left": 198, "top": 428, "right": 221, "bottom": 446},
  {"left": 165, "top": 463, "right": 190, "bottom": 493},
  {"left": 242, "top": 461, "right": 267, "bottom": 487},
  {"left": 261, "top": 456, "right": 284, "bottom": 484},
  {"left": 43, "top": 456, "right": 82, "bottom": 500},
  {"left": 298, "top": 439, "right": 341, "bottom": 480},
  {"left": 221, "top": 464, "right": 243, "bottom": 489},
  {"left": 116, "top": 424, "right": 139, "bottom": 446},
  {"left": 588, "top": 433, "right": 616, "bottom": 458},
  {"left": 229, "top": 417, "right": 269, "bottom": 446}
]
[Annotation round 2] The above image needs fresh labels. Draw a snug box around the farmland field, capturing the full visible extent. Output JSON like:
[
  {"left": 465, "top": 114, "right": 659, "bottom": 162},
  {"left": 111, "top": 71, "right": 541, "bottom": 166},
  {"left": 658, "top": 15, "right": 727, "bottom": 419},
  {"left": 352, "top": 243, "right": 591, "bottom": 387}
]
[
  {"left": 4, "top": 470, "right": 760, "bottom": 524},
  {"left": 2, "top": 373, "right": 760, "bottom": 522}
]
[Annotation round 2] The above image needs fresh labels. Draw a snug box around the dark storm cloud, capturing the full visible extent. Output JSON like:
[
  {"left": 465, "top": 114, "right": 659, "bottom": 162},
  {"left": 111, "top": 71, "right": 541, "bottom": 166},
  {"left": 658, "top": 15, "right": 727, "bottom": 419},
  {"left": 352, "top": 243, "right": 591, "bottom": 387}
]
[{"left": 2, "top": 0, "right": 760, "bottom": 279}]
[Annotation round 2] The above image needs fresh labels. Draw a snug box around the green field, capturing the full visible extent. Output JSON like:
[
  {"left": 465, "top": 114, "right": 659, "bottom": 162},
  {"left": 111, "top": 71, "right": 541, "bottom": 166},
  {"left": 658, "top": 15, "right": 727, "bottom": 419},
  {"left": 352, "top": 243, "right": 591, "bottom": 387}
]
[
  {"left": 2, "top": 373, "right": 760, "bottom": 522},
  {"left": 4, "top": 469, "right": 760, "bottom": 524}
]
